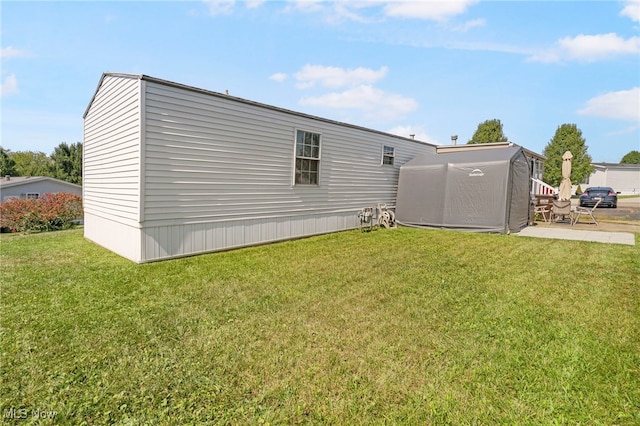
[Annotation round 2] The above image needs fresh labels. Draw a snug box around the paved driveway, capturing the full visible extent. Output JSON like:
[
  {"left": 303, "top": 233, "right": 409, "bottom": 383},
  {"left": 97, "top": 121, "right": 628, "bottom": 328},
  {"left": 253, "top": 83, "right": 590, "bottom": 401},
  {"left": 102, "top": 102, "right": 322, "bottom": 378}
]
[
  {"left": 572, "top": 197, "right": 640, "bottom": 221},
  {"left": 554, "top": 197, "right": 640, "bottom": 233},
  {"left": 523, "top": 197, "right": 639, "bottom": 245}
]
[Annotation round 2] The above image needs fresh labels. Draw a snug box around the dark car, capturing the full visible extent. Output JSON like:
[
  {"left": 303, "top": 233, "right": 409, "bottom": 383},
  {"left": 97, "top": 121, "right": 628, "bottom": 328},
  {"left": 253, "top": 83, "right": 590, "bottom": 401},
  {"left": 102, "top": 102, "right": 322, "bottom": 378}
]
[{"left": 579, "top": 186, "right": 619, "bottom": 208}]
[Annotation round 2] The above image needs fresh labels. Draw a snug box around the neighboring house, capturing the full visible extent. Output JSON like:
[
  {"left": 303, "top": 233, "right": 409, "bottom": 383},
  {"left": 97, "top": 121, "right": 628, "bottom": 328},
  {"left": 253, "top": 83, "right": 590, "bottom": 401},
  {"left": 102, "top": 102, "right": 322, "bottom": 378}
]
[
  {"left": 0, "top": 176, "right": 82, "bottom": 201},
  {"left": 580, "top": 163, "right": 640, "bottom": 195},
  {"left": 83, "top": 73, "right": 436, "bottom": 263}
]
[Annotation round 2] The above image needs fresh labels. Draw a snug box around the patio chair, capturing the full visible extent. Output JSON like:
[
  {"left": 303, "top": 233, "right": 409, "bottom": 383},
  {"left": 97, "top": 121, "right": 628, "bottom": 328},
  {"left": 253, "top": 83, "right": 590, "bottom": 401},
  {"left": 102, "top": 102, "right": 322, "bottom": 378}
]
[
  {"left": 534, "top": 198, "right": 553, "bottom": 223},
  {"left": 571, "top": 199, "right": 601, "bottom": 225},
  {"left": 551, "top": 200, "right": 572, "bottom": 223}
]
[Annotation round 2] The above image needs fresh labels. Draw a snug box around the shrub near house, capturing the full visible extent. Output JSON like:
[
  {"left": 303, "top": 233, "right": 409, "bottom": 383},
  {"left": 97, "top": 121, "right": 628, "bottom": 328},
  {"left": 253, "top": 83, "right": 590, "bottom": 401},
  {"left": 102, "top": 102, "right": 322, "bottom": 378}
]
[{"left": 0, "top": 193, "right": 83, "bottom": 233}]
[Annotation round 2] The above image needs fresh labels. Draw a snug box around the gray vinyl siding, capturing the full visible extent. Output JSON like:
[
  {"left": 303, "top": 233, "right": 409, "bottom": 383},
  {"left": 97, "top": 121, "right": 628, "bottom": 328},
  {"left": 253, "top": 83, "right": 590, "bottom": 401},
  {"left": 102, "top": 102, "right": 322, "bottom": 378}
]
[
  {"left": 141, "top": 80, "right": 431, "bottom": 227},
  {"left": 83, "top": 73, "right": 435, "bottom": 262},
  {"left": 141, "top": 214, "right": 355, "bottom": 262},
  {"left": 83, "top": 74, "right": 141, "bottom": 225}
]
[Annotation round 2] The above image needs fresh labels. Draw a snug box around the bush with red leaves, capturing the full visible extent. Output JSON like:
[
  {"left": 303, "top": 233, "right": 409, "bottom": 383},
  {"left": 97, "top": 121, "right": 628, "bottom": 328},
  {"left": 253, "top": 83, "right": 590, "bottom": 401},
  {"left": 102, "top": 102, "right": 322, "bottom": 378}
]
[{"left": 0, "top": 192, "right": 83, "bottom": 233}]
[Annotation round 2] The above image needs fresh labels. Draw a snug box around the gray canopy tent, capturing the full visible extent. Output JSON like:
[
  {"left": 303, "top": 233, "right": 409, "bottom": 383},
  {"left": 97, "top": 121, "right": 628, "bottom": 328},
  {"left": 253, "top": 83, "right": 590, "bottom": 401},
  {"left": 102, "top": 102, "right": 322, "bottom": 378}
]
[{"left": 395, "top": 144, "right": 531, "bottom": 233}]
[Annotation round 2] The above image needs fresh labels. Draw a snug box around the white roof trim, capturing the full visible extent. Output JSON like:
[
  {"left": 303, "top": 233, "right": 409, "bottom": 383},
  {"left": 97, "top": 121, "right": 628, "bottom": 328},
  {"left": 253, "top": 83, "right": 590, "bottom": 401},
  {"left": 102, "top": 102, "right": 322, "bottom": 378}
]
[{"left": 0, "top": 176, "right": 81, "bottom": 189}]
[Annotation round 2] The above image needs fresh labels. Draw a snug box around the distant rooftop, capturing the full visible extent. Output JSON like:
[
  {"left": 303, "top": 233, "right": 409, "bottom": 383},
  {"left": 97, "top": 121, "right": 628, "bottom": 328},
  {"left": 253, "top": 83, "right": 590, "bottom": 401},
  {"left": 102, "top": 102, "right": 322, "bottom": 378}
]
[
  {"left": 0, "top": 176, "right": 81, "bottom": 188},
  {"left": 592, "top": 162, "right": 640, "bottom": 168},
  {"left": 436, "top": 141, "right": 546, "bottom": 161}
]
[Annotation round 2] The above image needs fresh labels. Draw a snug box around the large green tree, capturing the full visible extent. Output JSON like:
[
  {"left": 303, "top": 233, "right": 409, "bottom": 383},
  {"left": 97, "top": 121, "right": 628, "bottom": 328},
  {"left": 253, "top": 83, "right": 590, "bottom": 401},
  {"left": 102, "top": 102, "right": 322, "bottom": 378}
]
[
  {"left": 542, "top": 124, "right": 593, "bottom": 187},
  {"left": 620, "top": 150, "right": 640, "bottom": 164},
  {"left": 0, "top": 147, "right": 17, "bottom": 177},
  {"left": 50, "top": 142, "right": 82, "bottom": 184},
  {"left": 467, "top": 119, "right": 509, "bottom": 144},
  {"left": 10, "top": 151, "right": 51, "bottom": 177}
]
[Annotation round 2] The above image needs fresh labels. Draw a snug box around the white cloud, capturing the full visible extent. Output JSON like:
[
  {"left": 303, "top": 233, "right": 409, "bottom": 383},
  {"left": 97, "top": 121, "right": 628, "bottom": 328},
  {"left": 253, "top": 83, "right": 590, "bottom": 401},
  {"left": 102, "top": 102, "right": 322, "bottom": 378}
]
[
  {"left": 300, "top": 84, "right": 417, "bottom": 120},
  {"left": 280, "top": 1, "right": 380, "bottom": 24},
  {"left": 529, "top": 33, "right": 640, "bottom": 63},
  {"left": 387, "top": 125, "right": 438, "bottom": 144},
  {"left": 289, "top": 64, "right": 416, "bottom": 121},
  {"left": 621, "top": 0, "right": 640, "bottom": 22},
  {"left": 328, "top": 2, "right": 375, "bottom": 24},
  {"left": 280, "top": 1, "right": 476, "bottom": 23},
  {"left": 603, "top": 123, "right": 640, "bottom": 137},
  {"left": 269, "top": 72, "right": 288, "bottom": 82},
  {"left": 246, "top": 0, "right": 266, "bottom": 8},
  {"left": 578, "top": 87, "right": 640, "bottom": 121},
  {"left": 203, "top": 0, "right": 235, "bottom": 15},
  {"left": 0, "top": 46, "right": 29, "bottom": 59},
  {"left": 559, "top": 33, "right": 640, "bottom": 61},
  {"left": 452, "top": 18, "right": 485, "bottom": 32},
  {"left": 0, "top": 74, "right": 19, "bottom": 97},
  {"left": 384, "top": 0, "right": 477, "bottom": 21},
  {"left": 294, "top": 64, "right": 388, "bottom": 88},
  {"left": 284, "top": 0, "right": 479, "bottom": 24},
  {"left": 283, "top": 0, "right": 324, "bottom": 14}
]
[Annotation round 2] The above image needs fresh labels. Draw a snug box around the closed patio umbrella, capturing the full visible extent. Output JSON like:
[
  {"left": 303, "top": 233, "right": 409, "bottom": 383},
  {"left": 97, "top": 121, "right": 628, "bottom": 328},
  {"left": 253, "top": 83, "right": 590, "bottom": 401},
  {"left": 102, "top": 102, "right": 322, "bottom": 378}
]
[{"left": 559, "top": 150, "right": 573, "bottom": 201}]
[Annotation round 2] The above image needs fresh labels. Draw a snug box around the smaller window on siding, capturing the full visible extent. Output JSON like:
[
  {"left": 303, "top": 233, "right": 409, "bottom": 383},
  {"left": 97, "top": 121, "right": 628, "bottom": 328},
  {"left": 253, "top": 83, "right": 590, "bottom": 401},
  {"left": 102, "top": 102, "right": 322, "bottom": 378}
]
[
  {"left": 382, "top": 146, "right": 395, "bottom": 166},
  {"left": 26, "top": 193, "right": 39, "bottom": 199},
  {"left": 295, "top": 130, "right": 321, "bottom": 185}
]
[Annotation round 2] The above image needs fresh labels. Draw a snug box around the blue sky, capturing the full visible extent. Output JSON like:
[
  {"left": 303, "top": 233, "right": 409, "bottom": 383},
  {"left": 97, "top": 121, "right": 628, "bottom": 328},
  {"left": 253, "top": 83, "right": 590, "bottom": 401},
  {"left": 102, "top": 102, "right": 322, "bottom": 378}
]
[{"left": 2, "top": 0, "right": 639, "bottom": 163}]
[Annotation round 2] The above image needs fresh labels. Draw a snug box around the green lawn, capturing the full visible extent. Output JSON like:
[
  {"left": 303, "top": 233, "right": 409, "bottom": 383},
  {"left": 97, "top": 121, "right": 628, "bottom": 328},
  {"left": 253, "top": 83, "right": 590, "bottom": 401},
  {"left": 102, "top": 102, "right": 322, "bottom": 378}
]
[{"left": 1, "top": 227, "right": 639, "bottom": 424}]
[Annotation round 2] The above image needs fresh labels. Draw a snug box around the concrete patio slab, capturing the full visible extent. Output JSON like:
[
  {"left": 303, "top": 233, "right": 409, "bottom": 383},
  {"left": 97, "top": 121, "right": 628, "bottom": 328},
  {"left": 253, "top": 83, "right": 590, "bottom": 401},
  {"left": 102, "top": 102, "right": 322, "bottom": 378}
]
[{"left": 516, "top": 226, "right": 636, "bottom": 245}]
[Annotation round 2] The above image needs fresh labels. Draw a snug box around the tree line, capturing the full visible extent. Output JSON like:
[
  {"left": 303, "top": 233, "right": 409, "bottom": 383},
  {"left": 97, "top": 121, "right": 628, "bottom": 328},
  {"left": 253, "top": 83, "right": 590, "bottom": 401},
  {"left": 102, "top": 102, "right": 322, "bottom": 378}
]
[
  {"left": 468, "top": 119, "right": 640, "bottom": 187},
  {"left": 0, "top": 142, "right": 83, "bottom": 185}
]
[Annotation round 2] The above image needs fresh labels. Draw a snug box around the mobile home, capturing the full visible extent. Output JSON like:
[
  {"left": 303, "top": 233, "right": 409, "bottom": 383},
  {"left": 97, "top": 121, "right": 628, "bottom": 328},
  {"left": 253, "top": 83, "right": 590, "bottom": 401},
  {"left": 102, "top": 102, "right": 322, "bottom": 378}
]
[
  {"left": 83, "top": 73, "right": 435, "bottom": 263},
  {"left": 0, "top": 176, "right": 82, "bottom": 201},
  {"left": 582, "top": 162, "right": 640, "bottom": 195}
]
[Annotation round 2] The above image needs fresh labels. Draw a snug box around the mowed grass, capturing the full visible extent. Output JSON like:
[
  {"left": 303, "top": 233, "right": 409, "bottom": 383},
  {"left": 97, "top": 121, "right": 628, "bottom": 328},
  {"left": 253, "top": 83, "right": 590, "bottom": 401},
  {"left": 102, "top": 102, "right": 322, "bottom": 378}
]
[{"left": 1, "top": 227, "right": 639, "bottom": 424}]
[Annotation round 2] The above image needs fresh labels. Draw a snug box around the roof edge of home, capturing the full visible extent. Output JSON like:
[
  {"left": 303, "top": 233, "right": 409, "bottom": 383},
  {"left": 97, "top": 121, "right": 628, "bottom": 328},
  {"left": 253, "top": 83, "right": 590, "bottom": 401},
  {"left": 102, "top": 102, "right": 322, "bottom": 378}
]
[{"left": 83, "top": 72, "right": 437, "bottom": 147}]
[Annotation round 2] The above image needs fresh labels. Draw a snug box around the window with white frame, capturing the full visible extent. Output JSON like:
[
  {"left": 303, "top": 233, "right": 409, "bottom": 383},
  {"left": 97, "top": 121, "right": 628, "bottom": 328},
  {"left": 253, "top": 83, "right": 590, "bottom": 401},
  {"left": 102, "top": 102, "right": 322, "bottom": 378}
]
[
  {"left": 26, "top": 193, "right": 40, "bottom": 199},
  {"left": 295, "top": 130, "right": 321, "bottom": 185},
  {"left": 382, "top": 145, "right": 395, "bottom": 166}
]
